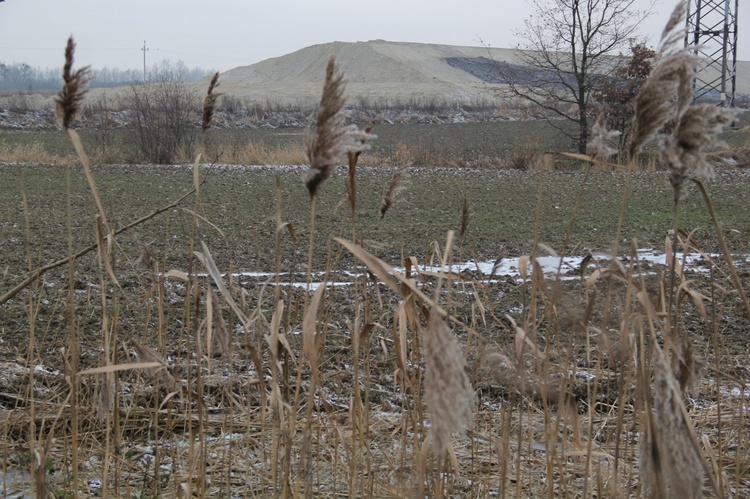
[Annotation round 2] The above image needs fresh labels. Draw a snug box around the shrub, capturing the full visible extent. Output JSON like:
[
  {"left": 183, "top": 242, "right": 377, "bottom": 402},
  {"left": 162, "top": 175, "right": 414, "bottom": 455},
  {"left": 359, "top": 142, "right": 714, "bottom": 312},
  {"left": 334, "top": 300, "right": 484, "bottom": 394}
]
[{"left": 123, "top": 62, "right": 199, "bottom": 164}]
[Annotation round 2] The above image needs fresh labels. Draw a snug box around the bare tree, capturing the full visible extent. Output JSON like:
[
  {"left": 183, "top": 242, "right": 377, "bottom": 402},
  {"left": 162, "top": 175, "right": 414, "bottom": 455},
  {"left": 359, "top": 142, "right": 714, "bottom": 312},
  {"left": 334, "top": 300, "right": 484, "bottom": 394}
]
[
  {"left": 123, "top": 61, "right": 200, "bottom": 164},
  {"left": 501, "top": 0, "right": 651, "bottom": 153}
]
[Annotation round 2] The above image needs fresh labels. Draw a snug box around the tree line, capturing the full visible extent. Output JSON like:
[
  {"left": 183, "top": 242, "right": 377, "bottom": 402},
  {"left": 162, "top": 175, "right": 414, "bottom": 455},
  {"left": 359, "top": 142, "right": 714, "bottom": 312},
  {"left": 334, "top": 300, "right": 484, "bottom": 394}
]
[{"left": 0, "top": 59, "right": 215, "bottom": 92}]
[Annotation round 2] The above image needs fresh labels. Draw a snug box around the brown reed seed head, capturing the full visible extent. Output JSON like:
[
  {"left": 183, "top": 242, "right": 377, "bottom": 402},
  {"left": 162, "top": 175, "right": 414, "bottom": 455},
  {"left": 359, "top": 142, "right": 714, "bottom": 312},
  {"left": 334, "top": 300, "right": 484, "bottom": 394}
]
[
  {"left": 55, "top": 37, "right": 91, "bottom": 129},
  {"left": 304, "top": 56, "right": 373, "bottom": 198},
  {"left": 459, "top": 196, "right": 474, "bottom": 237},
  {"left": 424, "top": 309, "right": 474, "bottom": 454},
  {"left": 628, "top": 1, "right": 693, "bottom": 158},
  {"left": 202, "top": 72, "right": 222, "bottom": 131},
  {"left": 629, "top": 0, "right": 734, "bottom": 200},
  {"left": 662, "top": 102, "right": 736, "bottom": 201},
  {"left": 587, "top": 113, "right": 620, "bottom": 160},
  {"left": 379, "top": 166, "right": 408, "bottom": 218},
  {"left": 660, "top": 0, "right": 688, "bottom": 44},
  {"left": 304, "top": 57, "right": 346, "bottom": 197}
]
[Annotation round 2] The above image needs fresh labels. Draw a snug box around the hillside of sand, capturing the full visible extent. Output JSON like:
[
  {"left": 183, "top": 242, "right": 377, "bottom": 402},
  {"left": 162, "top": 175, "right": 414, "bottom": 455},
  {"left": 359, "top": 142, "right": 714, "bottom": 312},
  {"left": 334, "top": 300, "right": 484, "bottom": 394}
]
[
  {"left": 212, "top": 39, "right": 750, "bottom": 107},
  {"left": 214, "top": 40, "right": 525, "bottom": 107}
]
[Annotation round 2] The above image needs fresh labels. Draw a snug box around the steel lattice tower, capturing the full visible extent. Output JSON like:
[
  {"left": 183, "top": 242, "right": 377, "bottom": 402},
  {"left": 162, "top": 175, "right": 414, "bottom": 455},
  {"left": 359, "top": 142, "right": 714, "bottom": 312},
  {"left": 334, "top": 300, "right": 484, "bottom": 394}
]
[{"left": 685, "top": 0, "right": 739, "bottom": 106}]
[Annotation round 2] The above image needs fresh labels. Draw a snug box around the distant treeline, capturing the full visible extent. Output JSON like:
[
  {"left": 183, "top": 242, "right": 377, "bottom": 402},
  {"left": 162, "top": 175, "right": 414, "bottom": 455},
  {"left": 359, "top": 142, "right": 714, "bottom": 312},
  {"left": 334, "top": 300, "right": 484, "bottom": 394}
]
[{"left": 0, "top": 60, "right": 215, "bottom": 92}]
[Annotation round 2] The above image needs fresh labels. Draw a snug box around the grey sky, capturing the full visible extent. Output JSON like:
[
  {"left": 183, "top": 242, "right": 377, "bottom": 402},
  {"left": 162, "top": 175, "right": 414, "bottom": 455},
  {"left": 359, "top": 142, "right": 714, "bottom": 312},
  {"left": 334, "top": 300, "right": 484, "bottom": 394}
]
[{"left": 0, "top": 0, "right": 746, "bottom": 72}]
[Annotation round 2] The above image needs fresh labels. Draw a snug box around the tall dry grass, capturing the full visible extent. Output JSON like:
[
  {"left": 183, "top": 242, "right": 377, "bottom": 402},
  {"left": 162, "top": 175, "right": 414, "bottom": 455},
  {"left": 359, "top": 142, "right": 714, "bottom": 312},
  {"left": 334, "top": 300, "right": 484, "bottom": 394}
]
[{"left": 2, "top": 5, "right": 750, "bottom": 497}]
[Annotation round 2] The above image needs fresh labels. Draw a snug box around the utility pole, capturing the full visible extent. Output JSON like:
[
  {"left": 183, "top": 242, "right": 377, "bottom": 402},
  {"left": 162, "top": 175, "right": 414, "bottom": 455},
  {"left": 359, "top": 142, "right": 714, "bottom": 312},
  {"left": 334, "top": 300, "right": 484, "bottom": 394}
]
[
  {"left": 685, "top": 0, "right": 739, "bottom": 107},
  {"left": 142, "top": 41, "right": 149, "bottom": 82}
]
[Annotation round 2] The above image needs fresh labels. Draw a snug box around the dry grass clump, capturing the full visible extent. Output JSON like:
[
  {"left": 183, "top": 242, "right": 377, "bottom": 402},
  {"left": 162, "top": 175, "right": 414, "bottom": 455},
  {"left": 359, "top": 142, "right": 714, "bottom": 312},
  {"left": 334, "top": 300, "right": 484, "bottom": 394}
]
[
  {"left": 216, "top": 141, "right": 309, "bottom": 165},
  {"left": 0, "top": 143, "right": 75, "bottom": 165},
  {"left": 727, "top": 141, "right": 750, "bottom": 167},
  {"left": 505, "top": 140, "right": 553, "bottom": 170}
]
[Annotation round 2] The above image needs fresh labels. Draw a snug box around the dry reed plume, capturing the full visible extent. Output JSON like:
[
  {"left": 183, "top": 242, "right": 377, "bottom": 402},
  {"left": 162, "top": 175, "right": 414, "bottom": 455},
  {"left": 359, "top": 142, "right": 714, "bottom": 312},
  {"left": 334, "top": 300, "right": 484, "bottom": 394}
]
[
  {"left": 587, "top": 113, "right": 620, "bottom": 160},
  {"left": 379, "top": 166, "right": 408, "bottom": 218},
  {"left": 630, "top": 0, "right": 737, "bottom": 200},
  {"left": 458, "top": 196, "right": 473, "bottom": 237},
  {"left": 628, "top": 1, "right": 693, "bottom": 158},
  {"left": 202, "top": 72, "right": 221, "bottom": 132},
  {"left": 54, "top": 37, "right": 91, "bottom": 129},
  {"left": 641, "top": 345, "right": 707, "bottom": 498},
  {"left": 304, "top": 56, "right": 373, "bottom": 198},
  {"left": 662, "top": 104, "right": 736, "bottom": 200},
  {"left": 424, "top": 308, "right": 473, "bottom": 454}
]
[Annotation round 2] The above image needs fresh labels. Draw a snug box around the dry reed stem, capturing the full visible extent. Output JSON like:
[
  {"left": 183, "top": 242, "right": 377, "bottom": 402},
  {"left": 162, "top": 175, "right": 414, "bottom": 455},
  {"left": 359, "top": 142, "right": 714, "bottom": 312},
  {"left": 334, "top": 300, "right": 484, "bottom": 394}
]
[
  {"left": 691, "top": 179, "right": 750, "bottom": 320},
  {"left": 302, "top": 284, "right": 326, "bottom": 381},
  {"left": 379, "top": 166, "right": 408, "bottom": 218},
  {"left": 304, "top": 56, "right": 372, "bottom": 198},
  {"left": 347, "top": 119, "right": 377, "bottom": 216},
  {"left": 209, "top": 288, "right": 231, "bottom": 358},
  {"left": 202, "top": 72, "right": 221, "bottom": 132},
  {"left": 424, "top": 308, "right": 473, "bottom": 454},
  {"left": 131, "top": 339, "right": 178, "bottom": 392},
  {"left": 54, "top": 37, "right": 91, "bottom": 130}
]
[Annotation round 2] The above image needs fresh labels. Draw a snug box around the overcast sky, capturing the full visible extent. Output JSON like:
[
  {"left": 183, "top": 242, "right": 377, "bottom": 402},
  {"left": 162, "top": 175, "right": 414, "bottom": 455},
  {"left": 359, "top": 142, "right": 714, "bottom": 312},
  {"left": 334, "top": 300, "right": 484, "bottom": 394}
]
[{"left": 0, "top": 0, "right": 747, "bottom": 72}]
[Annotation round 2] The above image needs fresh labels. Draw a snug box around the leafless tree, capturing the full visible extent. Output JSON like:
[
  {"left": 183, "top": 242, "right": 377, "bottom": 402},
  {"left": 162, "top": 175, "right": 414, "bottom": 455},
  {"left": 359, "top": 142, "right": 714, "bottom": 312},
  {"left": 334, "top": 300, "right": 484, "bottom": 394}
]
[
  {"left": 501, "top": 0, "right": 651, "bottom": 153},
  {"left": 124, "top": 61, "right": 200, "bottom": 164}
]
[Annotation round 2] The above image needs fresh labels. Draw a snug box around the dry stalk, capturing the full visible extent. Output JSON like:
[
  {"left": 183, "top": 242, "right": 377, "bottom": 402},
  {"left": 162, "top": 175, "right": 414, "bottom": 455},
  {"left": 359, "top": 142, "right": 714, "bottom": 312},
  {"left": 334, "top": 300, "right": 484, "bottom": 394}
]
[
  {"left": 0, "top": 187, "right": 197, "bottom": 305},
  {"left": 347, "top": 119, "right": 377, "bottom": 217},
  {"left": 131, "top": 339, "right": 178, "bottom": 393},
  {"left": 209, "top": 287, "right": 231, "bottom": 358}
]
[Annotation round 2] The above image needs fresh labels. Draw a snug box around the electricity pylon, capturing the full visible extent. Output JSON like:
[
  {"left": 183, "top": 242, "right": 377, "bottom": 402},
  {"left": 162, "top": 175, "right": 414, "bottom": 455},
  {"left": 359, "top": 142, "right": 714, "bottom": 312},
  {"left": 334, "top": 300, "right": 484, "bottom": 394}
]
[{"left": 685, "top": 0, "right": 739, "bottom": 107}]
